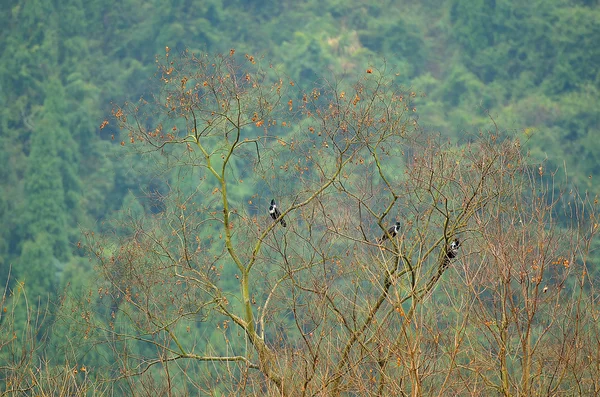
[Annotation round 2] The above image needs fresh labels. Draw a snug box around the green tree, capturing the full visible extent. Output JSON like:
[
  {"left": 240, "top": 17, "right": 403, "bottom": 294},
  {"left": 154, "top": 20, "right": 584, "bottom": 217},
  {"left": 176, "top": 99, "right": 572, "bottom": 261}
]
[
  {"left": 0, "top": 140, "right": 13, "bottom": 284},
  {"left": 20, "top": 78, "right": 71, "bottom": 261},
  {"left": 18, "top": 234, "right": 58, "bottom": 299}
]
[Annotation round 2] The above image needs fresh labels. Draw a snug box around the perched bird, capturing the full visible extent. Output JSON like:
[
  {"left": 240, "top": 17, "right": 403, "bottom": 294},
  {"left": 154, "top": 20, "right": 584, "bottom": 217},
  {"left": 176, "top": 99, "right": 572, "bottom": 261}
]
[
  {"left": 269, "top": 199, "right": 287, "bottom": 227},
  {"left": 379, "top": 221, "right": 401, "bottom": 242},
  {"left": 450, "top": 238, "right": 460, "bottom": 250},
  {"left": 446, "top": 238, "right": 460, "bottom": 259}
]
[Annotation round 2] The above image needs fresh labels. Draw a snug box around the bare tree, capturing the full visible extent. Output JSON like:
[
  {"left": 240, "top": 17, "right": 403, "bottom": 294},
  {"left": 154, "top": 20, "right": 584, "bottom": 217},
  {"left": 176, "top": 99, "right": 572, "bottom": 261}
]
[{"left": 89, "top": 50, "right": 599, "bottom": 396}]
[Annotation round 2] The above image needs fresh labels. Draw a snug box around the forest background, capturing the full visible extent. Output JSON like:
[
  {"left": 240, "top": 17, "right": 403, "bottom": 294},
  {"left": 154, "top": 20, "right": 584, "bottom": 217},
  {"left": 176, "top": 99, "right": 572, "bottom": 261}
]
[{"left": 1, "top": 0, "right": 600, "bottom": 395}]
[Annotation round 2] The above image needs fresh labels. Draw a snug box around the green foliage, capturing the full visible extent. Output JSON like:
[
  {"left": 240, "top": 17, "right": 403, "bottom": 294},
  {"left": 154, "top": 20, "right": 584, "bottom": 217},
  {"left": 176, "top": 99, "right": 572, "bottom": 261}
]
[
  {"left": 18, "top": 233, "right": 58, "bottom": 299},
  {"left": 21, "top": 123, "right": 67, "bottom": 258},
  {"left": 0, "top": 0, "right": 599, "bottom": 394},
  {"left": 0, "top": 141, "right": 13, "bottom": 283},
  {"left": 111, "top": 191, "right": 146, "bottom": 236}
]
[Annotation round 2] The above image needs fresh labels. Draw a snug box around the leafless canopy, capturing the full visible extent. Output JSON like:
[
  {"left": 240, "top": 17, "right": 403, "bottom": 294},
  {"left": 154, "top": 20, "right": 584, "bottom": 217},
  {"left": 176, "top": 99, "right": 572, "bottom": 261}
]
[{"left": 81, "top": 51, "right": 600, "bottom": 396}]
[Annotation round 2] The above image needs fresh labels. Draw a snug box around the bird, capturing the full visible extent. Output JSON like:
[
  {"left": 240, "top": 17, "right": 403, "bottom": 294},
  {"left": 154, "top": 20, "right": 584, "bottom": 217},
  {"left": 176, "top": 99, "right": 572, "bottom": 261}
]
[
  {"left": 269, "top": 199, "right": 286, "bottom": 227},
  {"left": 379, "top": 221, "right": 400, "bottom": 242},
  {"left": 450, "top": 238, "right": 460, "bottom": 250},
  {"left": 446, "top": 238, "right": 460, "bottom": 259}
]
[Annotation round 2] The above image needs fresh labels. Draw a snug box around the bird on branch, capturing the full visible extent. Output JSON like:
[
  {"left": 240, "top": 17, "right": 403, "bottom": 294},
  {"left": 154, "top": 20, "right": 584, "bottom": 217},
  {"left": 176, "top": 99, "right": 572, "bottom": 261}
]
[
  {"left": 446, "top": 238, "right": 460, "bottom": 259},
  {"left": 379, "top": 221, "right": 401, "bottom": 243},
  {"left": 269, "top": 199, "right": 287, "bottom": 227}
]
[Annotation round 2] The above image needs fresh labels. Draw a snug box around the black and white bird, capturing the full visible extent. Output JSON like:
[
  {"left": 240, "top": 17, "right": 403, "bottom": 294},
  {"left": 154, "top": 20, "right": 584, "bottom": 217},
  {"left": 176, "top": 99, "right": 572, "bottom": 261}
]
[
  {"left": 379, "top": 221, "right": 401, "bottom": 243},
  {"left": 269, "top": 199, "right": 287, "bottom": 227},
  {"left": 446, "top": 238, "right": 460, "bottom": 259},
  {"left": 450, "top": 238, "right": 460, "bottom": 250}
]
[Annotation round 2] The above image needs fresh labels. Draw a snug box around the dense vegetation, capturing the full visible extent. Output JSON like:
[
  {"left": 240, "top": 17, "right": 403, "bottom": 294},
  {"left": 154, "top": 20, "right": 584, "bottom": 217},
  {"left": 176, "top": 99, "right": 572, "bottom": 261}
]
[{"left": 1, "top": 0, "right": 599, "bottom": 395}]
